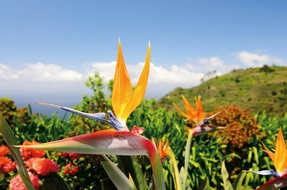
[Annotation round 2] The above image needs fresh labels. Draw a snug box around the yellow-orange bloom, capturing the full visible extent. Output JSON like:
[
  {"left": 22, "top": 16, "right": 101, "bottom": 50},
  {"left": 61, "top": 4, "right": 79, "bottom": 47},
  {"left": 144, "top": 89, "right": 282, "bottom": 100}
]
[
  {"left": 263, "top": 127, "right": 287, "bottom": 176},
  {"left": 173, "top": 95, "right": 205, "bottom": 126},
  {"left": 173, "top": 95, "right": 223, "bottom": 137},
  {"left": 112, "top": 41, "right": 150, "bottom": 128},
  {"left": 245, "top": 128, "right": 287, "bottom": 190}
]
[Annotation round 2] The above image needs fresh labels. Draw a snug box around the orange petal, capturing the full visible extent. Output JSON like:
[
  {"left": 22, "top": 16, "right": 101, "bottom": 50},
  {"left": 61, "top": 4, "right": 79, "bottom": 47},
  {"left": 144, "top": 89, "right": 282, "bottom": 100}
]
[
  {"left": 262, "top": 143, "right": 275, "bottom": 163},
  {"left": 182, "top": 95, "right": 196, "bottom": 119},
  {"left": 195, "top": 96, "right": 205, "bottom": 124},
  {"left": 173, "top": 102, "right": 190, "bottom": 119},
  {"left": 112, "top": 41, "right": 132, "bottom": 118},
  {"left": 274, "top": 128, "right": 287, "bottom": 174},
  {"left": 121, "top": 43, "right": 150, "bottom": 120}
]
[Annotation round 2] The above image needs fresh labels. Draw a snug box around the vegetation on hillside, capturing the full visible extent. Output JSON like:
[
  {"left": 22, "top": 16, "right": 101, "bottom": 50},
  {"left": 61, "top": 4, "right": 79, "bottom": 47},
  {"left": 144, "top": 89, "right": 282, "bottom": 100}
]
[{"left": 157, "top": 65, "right": 287, "bottom": 116}]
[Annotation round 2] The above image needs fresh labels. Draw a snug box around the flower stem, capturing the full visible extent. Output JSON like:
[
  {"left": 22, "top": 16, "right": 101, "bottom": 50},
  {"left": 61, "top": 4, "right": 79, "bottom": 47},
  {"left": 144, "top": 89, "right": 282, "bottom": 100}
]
[{"left": 183, "top": 129, "right": 193, "bottom": 190}]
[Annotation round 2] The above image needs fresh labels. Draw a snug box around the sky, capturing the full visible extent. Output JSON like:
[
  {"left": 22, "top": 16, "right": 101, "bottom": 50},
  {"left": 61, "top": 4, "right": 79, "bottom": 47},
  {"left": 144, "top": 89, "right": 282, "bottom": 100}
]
[{"left": 0, "top": 1, "right": 287, "bottom": 114}]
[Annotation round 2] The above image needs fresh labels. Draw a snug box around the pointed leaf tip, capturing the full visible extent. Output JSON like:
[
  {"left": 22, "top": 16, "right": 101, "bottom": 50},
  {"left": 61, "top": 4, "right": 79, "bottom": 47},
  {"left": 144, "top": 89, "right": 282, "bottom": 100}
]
[{"left": 36, "top": 102, "right": 62, "bottom": 109}]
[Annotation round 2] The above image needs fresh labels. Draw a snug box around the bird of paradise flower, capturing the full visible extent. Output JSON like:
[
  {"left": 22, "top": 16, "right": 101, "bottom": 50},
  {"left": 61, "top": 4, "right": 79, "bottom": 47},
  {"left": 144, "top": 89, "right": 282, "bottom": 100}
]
[
  {"left": 173, "top": 95, "right": 224, "bottom": 189},
  {"left": 16, "top": 41, "right": 165, "bottom": 190},
  {"left": 245, "top": 128, "right": 287, "bottom": 190}
]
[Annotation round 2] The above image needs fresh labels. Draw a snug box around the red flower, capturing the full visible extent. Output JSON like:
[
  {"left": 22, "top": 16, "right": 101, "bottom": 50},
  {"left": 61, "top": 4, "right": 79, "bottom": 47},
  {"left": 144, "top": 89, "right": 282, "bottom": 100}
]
[
  {"left": 62, "top": 163, "right": 79, "bottom": 175},
  {"left": 2, "top": 158, "right": 16, "bottom": 173},
  {"left": 26, "top": 158, "right": 59, "bottom": 176},
  {"left": 0, "top": 145, "right": 9, "bottom": 156},
  {"left": 0, "top": 156, "right": 8, "bottom": 165},
  {"left": 131, "top": 126, "right": 145, "bottom": 135},
  {"left": 0, "top": 156, "right": 16, "bottom": 173},
  {"left": 61, "top": 152, "right": 83, "bottom": 160},
  {"left": 9, "top": 172, "right": 41, "bottom": 190},
  {"left": 20, "top": 141, "right": 46, "bottom": 161}
]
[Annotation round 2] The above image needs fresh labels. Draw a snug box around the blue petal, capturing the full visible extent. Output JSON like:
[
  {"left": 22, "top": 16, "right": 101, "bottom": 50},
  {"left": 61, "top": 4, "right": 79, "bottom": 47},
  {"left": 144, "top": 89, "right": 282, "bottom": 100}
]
[
  {"left": 244, "top": 170, "right": 279, "bottom": 177},
  {"left": 62, "top": 107, "right": 125, "bottom": 131},
  {"left": 107, "top": 110, "right": 126, "bottom": 131},
  {"left": 201, "top": 111, "right": 222, "bottom": 124},
  {"left": 36, "top": 102, "right": 125, "bottom": 131},
  {"left": 61, "top": 107, "right": 109, "bottom": 123}
]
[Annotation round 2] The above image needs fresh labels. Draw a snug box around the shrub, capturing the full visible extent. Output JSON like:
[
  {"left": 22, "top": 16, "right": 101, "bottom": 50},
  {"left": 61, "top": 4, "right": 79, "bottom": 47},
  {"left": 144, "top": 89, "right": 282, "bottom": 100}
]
[{"left": 0, "top": 98, "right": 34, "bottom": 127}]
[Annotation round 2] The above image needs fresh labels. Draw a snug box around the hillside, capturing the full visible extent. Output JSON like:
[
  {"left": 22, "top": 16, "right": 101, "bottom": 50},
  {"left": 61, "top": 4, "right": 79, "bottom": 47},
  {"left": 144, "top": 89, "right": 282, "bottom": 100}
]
[{"left": 156, "top": 65, "right": 287, "bottom": 116}]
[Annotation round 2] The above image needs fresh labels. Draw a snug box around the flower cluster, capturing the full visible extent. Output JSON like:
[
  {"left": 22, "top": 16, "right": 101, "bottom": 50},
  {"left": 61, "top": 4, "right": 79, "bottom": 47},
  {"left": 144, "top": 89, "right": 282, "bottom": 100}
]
[
  {"left": 209, "top": 104, "right": 259, "bottom": 149},
  {"left": 25, "top": 158, "right": 59, "bottom": 176},
  {"left": 9, "top": 172, "right": 41, "bottom": 190},
  {"left": 20, "top": 140, "right": 46, "bottom": 160},
  {"left": 60, "top": 152, "right": 83, "bottom": 176},
  {"left": 61, "top": 152, "right": 84, "bottom": 161},
  {"left": 7, "top": 140, "right": 61, "bottom": 189},
  {"left": 62, "top": 163, "right": 79, "bottom": 175},
  {"left": 0, "top": 145, "right": 16, "bottom": 174}
]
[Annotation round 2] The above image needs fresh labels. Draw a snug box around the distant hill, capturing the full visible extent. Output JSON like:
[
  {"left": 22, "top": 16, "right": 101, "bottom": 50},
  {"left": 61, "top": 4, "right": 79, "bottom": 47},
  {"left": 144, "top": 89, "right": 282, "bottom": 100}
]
[{"left": 156, "top": 65, "right": 287, "bottom": 116}]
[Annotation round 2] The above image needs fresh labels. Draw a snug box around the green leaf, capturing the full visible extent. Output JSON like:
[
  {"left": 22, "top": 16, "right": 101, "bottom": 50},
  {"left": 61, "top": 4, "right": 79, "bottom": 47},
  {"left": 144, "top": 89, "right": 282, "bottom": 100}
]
[
  {"left": 167, "top": 147, "right": 182, "bottom": 190},
  {"left": 183, "top": 129, "right": 193, "bottom": 190},
  {"left": 118, "top": 156, "right": 147, "bottom": 190},
  {"left": 150, "top": 139, "right": 166, "bottom": 190},
  {"left": 232, "top": 172, "right": 246, "bottom": 190},
  {"left": 221, "top": 161, "right": 233, "bottom": 190},
  {"left": 252, "top": 146, "right": 259, "bottom": 165},
  {"left": 198, "top": 177, "right": 210, "bottom": 190},
  {"left": 98, "top": 155, "right": 133, "bottom": 190},
  {"left": 0, "top": 112, "right": 35, "bottom": 190}
]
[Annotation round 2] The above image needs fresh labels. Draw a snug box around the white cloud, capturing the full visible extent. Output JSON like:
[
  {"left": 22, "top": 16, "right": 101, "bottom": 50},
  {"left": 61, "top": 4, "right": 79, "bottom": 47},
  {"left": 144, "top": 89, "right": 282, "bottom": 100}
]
[
  {"left": 150, "top": 63, "right": 203, "bottom": 85},
  {"left": 236, "top": 51, "right": 287, "bottom": 67},
  {"left": 198, "top": 57, "right": 224, "bottom": 67},
  {"left": 0, "top": 64, "right": 20, "bottom": 80},
  {"left": 88, "top": 62, "right": 116, "bottom": 82},
  {"left": 186, "top": 57, "right": 240, "bottom": 76},
  {"left": 0, "top": 54, "right": 248, "bottom": 102},
  {"left": 0, "top": 63, "right": 84, "bottom": 82},
  {"left": 88, "top": 62, "right": 204, "bottom": 86},
  {"left": 22, "top": 63, "right": 84, "bottom": 81},
  {"left": 1, "top": 56, "right": 239, "bottom": 90}
]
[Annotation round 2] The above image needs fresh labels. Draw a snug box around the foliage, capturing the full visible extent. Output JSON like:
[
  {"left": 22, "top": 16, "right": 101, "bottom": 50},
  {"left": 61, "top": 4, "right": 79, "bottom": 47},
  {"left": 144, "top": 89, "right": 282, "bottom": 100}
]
[
  {"left": 69, "top": 72, "right": 112, "bottom": 135},
  {"left": 0, "top": 98, "right": 34, "bottom": 127},
  {"left": 1, "top": 70, "right": 287, "bottom": 189}
]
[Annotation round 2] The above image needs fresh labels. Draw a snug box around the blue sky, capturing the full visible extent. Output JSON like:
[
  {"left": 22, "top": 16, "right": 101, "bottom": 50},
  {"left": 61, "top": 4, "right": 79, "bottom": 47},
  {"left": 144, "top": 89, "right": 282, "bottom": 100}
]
[{"left": 0, "top": 1, "right": 287, "bottom": 113}]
